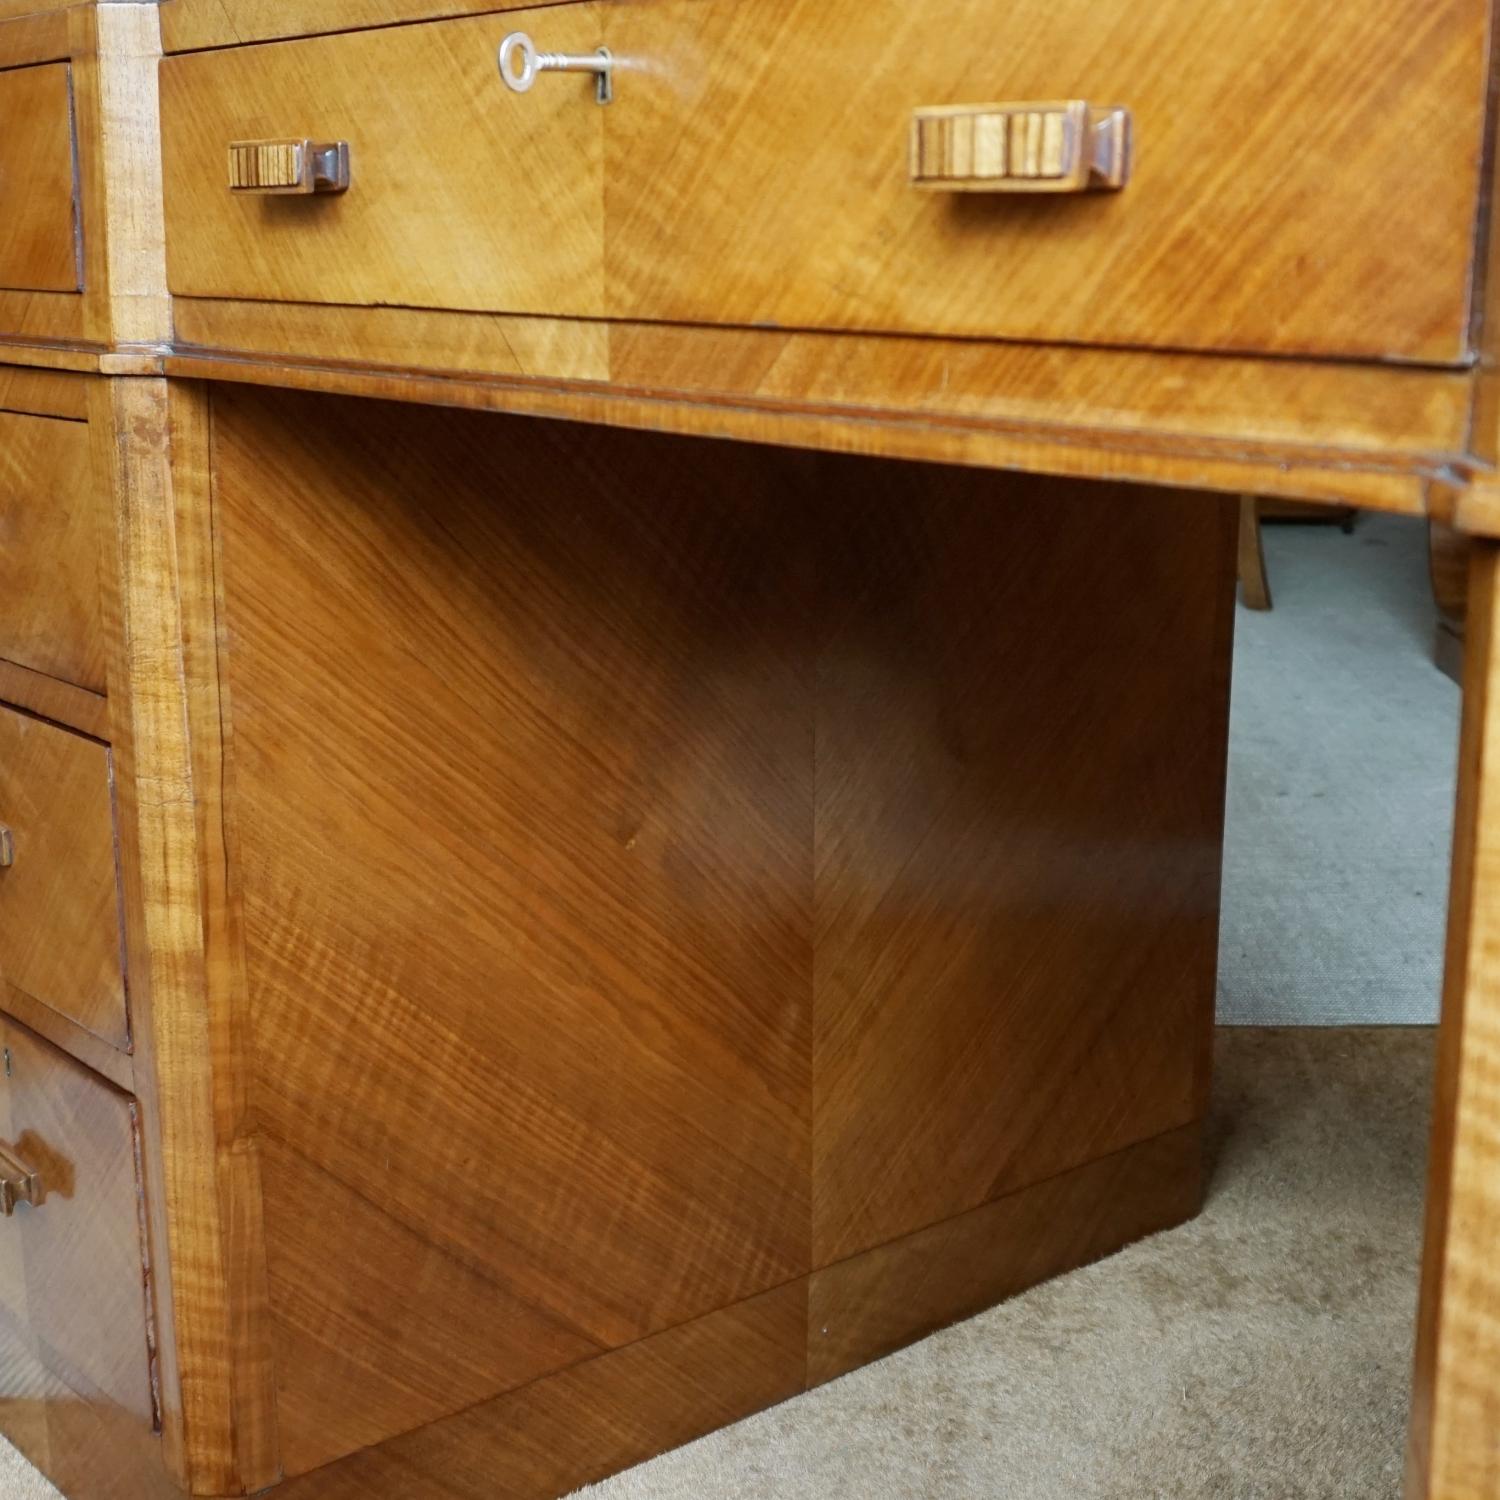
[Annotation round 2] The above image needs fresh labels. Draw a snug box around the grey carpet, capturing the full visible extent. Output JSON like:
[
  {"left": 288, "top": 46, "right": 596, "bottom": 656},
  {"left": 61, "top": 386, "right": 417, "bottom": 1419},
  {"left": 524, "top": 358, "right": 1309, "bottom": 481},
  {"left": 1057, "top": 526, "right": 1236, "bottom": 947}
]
[
  {"left": 575, "top": 1028, "right": 1434, "bottom": 1500},
  {"left": 1217, "top": 513, "right": 1459, "bottom": 1024}
]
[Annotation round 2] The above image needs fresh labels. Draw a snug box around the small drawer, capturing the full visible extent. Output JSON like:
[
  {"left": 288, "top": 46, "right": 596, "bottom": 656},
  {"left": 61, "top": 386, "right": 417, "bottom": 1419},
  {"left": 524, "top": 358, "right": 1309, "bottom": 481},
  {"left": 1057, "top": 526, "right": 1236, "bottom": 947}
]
[
  {"left": 0, "top": 1020, "right": 155, "bottom": 1425},
  {"left": 0, "top": 62, "right": 82, "bottom": 295},
  {"left": 0, "top": 411, "right": 105, "bottom": 696},
  {"left": 160, "top": 4, "right": 604, "bottom": 317},
  {"left": 0, "top": 707, "right": 127, "bottom": 1051}
]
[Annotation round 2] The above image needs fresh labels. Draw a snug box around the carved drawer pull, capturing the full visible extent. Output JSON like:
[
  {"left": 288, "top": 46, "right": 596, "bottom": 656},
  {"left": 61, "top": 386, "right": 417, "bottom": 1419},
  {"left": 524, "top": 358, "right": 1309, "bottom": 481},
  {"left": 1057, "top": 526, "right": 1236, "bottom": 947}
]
[
  {"left": 910, "top": 102, "right": 1131, "bottom": 193},
  {"left": 0, "top": 1142, "right": 43, "bottom": 1216},
  {"left": 0, "top": 824, "right": 11, "bottom": 867},
  {"left": 228, "top": 139, "right": 351, "bottom": 195},
  {"left": 499, "top": 31, "right": 613, "bottom": 105}
]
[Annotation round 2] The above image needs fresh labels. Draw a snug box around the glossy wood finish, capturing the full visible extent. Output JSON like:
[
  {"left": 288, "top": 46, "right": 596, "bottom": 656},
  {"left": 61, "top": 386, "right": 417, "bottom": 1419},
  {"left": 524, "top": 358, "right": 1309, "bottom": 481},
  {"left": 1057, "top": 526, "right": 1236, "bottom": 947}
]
[
  {"left": 160, "top": 7, "right": 605, "bottom": 315},
  {"left": 272, "top": 1281, "right": 810, "bottom": 1500},
  {"left": 201, "top": 385, "right": 1229, "bottom": 1482},
  {"left": 76, "top": 1, "right": 171, "bottom": 352},
  {"left": 0, "top": 662, "right": 107, "bottom": 746},
  {"left": 94, "top": 376, "right": 280, "bottom": 1495},
  {"left": 808, "top": 1123, "right": 1202, "bottom": 1386},
  {"left": 263, "top": 1125, "right": 1197, "bottom": 1500},
  {"left": 1408, "top": 542, "right": 1500, "bottom": 1500},
  {"left": 607, "top": 0, "right": 1487, "bottom": 359},
  {"left": 0, "top": 63, "right": 79, "bottom": 295},
  {"left": 156, "top": 0, "right": 1488, "bottom": 360},
  {"left": 810, "top": 468, "right": 1231, "bottom": 1265},
  {"left": 0, "top": 1021, "right": 154, "bottom": 1427},
  {"left": 0, "top": 365, "right": 90, "bottom": 422},
  {"left": 0, "top": 707, "right": 127, "bottom": 1052},
  {"left": 159, "top": 0, "right": 561, "bottom": 52},
  {"left": 165, "top": 307, "right": 1477, "bottom": 520},
  {"left": 0, "top": 412, "right": 105, "bottom": 695}
]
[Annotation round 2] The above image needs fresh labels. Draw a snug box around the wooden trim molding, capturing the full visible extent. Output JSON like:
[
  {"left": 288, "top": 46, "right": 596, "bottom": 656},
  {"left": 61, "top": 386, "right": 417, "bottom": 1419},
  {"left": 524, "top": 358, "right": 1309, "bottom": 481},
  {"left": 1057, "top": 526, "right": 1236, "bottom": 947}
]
[
  {"left": 95, "top": 376, "right": 280, "bottom": 1496},
  {"left": 1407, "top": 542, "right": 1500, "bottom": 1500}
]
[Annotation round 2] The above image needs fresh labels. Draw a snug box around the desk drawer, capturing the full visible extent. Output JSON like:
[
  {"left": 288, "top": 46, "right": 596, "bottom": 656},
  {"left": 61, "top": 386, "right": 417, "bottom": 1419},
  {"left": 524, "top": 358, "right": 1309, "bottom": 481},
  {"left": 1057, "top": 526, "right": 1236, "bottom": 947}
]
[
  {"left": 162, "top": 0, "right": 1487, "bottom": 364},
  {"left": 161, "top": 4, "right": 604, "bottom": 317},
  {"left": 600, "top": 0, "right": 1488, "bottom": 362},
  {"left": 0, "top": 62, "right": 81, "bottom": 294},
  {"left": 0, "top": 708, "right": 127, "bottom": 1052},
  {"left": 0, "top": 1020, "right": 155, "bottom": 1425},
  {"left": 0, "top": 413, "right": 105, "bottom": 696}
]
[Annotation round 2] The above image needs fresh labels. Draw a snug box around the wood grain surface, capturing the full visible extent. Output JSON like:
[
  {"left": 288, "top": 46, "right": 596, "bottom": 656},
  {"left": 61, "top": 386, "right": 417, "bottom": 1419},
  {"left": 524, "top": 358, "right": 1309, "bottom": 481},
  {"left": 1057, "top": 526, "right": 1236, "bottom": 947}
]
[
  {"left": 158, "top": 0, "right": 1487, "bottom": 361},
  {"left": 203, "top": 385, "right": 1227, "bottom": 1479},
  {"left": 159, "top": 0, "right": 568, "bottom": 52},
  {"left": 0, "top": 706, "right": 126, "bottom": 1051},
  {"left": 0, "top": 412, "right": 106, "bottom": 694},
  {"left": 0, "top": 366, "right": 89, "bottom": 422},
  {"left": 0, "top": 63, "right": 79, "bottom": 296},
  {"left": 257, "top": 1125, "right": 1200, "bottom": 1499},
  {"left": 164, "top": 308, "right": 1475, "bottom": 521},
  {"left": 74, "top": 0, "right": 171, "bottom": 351},
  {"left": 95, "top": 377, "right": 281, "bottom": 1495},
  {"left": 0, "top": 1021, "right": 154, "bottom": 1426},
  {"left": 1408, "top": 542, "right": 1500, "bottom": 1500},
  {"left": 160, "top": 7, "right": 606, "bottom": 315},
  {"left": 810, "top": 470, "right": 1232, "bottom": 1264},
  {"left": 602, "top": 0, "right": 1486, "bottom": 360},
  {"left": 808, "top": 1123, "right": 1203, "bottom": 1386}
]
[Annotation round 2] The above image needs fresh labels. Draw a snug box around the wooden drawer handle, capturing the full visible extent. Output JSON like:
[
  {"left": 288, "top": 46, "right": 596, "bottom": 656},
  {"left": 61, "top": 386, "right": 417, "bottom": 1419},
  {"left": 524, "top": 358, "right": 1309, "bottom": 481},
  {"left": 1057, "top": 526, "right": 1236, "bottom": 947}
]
[
  {"left": 0, "top": 1142, "right": 43, "bottom": 1216},
  {"left": 228, "top": 139, "right": 351, "bottom": 195},
  {"left": 0, "top": 824, "right": 11, "bottom": 867},
  {"left": 910, "top": 102, "right": 1131, "bottom": 193}
]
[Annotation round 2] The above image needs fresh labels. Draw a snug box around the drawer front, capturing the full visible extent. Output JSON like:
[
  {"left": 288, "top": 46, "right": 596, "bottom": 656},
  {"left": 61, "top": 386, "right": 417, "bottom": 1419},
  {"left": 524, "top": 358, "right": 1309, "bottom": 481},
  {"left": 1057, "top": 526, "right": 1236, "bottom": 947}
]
[
  {"left": 0, "top": 413, "right": 105, "bottom": 696},
  {"left": 162, "top": 0, "right": 1488, "bottom": 363},
  {"left": 0, "top": 708, "right": 127, "bottom": 1051},
  {"left": 0, "top": 1021, "right": 154, "bottom": 1424},
  {"left": 598, "top": 0, "right": 1489, "bottom": 362},
  {"left": 160, "top": 5, "right": 604, "bottom": 316},
  {"left": 0, "top": 63, "right": 81, "bottom": 294}
]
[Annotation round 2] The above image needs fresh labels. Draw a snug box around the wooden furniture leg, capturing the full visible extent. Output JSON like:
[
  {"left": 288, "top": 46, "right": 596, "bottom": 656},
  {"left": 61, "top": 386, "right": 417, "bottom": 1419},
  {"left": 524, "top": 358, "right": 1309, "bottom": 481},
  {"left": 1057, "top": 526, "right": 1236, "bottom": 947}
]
[
  {"left": 1431, "top": 520, "right": 1472, "bottom": 686},
  {"left": 1237, "top": 497, "right": 1273, "bottom": 611},
  {"left": 1408, "top": 541, "right": 1500, "bottom": 1499}
]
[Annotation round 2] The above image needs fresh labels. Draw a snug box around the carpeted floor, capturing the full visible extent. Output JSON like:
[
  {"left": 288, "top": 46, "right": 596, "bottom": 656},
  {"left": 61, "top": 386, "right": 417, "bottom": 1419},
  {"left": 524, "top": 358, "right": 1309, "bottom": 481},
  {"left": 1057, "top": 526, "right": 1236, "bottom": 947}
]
[{"left": 1218, "top": 512, "right": 1458, "bottom": 1024}]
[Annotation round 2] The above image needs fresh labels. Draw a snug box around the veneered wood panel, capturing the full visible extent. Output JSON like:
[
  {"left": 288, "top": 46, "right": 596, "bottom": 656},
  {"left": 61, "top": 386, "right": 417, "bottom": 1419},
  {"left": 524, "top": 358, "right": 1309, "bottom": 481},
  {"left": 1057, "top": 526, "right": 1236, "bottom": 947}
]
[
  {"left": 160, "top": 8, "right": 604, "bottom": 314},
  {"left": 0, "top": 707, "right": 126, "bottom": 1051},
  {"left": 604, "top": 0, "right": 1488, "bottom": 361},
  {"left": 812, "top": 471, "right": 1233, "bottom": 1262},
  {"left": 210, "top": 388, "right": 815, "bottom": 1476},
  {"left": 0, "top": 412, "right": 105, "bottom": 695},
  {"left": 209, "top": 387, "right": 1229, "bottom": 1479},
  {"left": 809, "top": 1123, "right": 1203, "bottom": 1386},
  {"left": 95, "top": 376, "right": 281, "bottom": 1495},
  {"left": 160, "top": 0, "right": 586, "bottom": 52},
  {"left": 270, "top": 1281, "right": 808, "bottom": 1500},
  {"left": 0, "top": 63, "right": 80, "bottom": 295},
  {"left": 0, "top": 1021, "right": 154, "bottom": 1425}
]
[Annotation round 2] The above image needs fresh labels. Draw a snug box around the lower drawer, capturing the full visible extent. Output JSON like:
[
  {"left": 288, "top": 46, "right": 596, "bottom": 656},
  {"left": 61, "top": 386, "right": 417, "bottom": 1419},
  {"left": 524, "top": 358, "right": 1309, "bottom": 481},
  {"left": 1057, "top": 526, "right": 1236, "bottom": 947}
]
[
  {"left": 0, "top": 1020, "right": 155, "bottom": 1424},
  {"left": 0, "top": 706, "right": 128, "bottom": 1050}
]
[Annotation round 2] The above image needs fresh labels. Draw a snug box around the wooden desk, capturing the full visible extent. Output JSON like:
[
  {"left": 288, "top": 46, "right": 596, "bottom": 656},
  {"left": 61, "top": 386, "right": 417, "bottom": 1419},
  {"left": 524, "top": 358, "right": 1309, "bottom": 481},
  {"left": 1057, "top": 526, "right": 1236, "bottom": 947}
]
[{"left": 0, "top": 3, "right": 1494, "bottom": 1497}]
